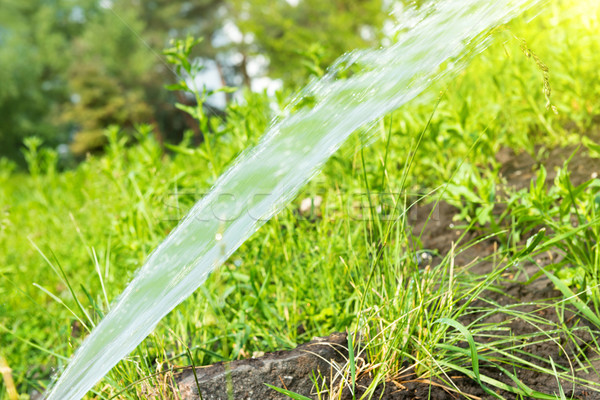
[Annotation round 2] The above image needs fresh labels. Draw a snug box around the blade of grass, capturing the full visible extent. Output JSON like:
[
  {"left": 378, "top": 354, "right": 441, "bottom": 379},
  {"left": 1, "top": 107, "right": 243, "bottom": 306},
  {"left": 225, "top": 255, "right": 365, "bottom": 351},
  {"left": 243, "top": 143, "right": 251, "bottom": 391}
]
[
  {"left": 539, "top": 267, "right": 600, "bottom": 327},
  {"left": 348, "top": 333, "right": 356, "bottom": 400},
  {"left": 436, "top": 317, "right": 501, "bottom": 399},
  {"left": 264, "top": 383, "right": 313, "bottom": 400},
  {"left": 32, "top": 283, "right": 91, "bottom": 333}
]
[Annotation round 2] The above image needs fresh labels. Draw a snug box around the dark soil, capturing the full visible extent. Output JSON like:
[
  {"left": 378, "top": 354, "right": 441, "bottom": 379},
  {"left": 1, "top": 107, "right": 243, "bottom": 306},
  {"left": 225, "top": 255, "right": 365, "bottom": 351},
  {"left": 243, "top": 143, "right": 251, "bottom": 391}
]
[{"left": 177, "top": 145, "right": 600, "bottom": 399}]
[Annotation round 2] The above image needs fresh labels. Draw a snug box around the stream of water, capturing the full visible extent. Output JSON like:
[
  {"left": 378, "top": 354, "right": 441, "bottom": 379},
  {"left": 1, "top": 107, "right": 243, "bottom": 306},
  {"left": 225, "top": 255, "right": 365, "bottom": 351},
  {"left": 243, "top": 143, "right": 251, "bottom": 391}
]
[{"left": 45, "top": 1, "right": 544, "bottom": 398}]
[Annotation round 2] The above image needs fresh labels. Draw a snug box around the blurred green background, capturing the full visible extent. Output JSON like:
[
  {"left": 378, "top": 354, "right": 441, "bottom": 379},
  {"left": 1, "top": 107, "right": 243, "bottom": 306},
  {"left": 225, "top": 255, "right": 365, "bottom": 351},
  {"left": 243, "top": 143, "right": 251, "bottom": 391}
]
[{"left": 0, "top": 0, "right": 386, "bottom": 163}]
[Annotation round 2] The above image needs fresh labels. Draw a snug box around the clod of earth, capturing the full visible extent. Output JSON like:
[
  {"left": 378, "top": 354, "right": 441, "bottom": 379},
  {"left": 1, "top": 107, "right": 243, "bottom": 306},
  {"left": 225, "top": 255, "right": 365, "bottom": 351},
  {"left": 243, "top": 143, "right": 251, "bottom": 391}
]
[{"left": 176, "top": 332, "right": 348, "bottom": 399}]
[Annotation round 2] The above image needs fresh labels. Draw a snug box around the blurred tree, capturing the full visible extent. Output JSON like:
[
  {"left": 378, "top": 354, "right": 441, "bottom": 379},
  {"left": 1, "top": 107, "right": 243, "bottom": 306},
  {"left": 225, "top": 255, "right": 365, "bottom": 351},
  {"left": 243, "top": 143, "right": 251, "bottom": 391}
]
[
  {"left": 61, "top": 0, "right": 228, "bottom": 155},
  {"left": 0, "top": 0, "right": 388, "bottom": 160},
  {"left": 0, "top": 0, "right": 88, "bottom": 161},
  {"left": 128, "top": 0, "right": 230, "bottom": 142},
  {"left": 60, "top": 3, "right": 154, "bottom": 154},
  {"left": 135, "top": 0, "right": 225, "bottom": 55},
  {"left": 228, "top": 0, "right": 385, "bottom": 88}
]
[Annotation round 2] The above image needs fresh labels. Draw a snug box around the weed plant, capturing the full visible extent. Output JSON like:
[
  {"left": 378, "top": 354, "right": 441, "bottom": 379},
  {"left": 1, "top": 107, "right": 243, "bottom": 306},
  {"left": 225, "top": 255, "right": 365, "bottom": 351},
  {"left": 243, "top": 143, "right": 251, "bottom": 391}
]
[{"left": 504, "top": 153, "right": 600, "bottom": 320}]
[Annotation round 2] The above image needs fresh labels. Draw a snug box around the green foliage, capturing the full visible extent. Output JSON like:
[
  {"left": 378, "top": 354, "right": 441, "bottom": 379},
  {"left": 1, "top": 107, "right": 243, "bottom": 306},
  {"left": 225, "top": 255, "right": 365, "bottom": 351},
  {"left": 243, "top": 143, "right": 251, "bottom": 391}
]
[
  {"left": 163, "top": 36, "right": 236, "bottom": 126},
  {"left": 444, "top": 164, "right": 500, "bottom": 227},
  {"left": 230, "top": 0, "right": 386, "bottom": 87},
  {"left": 21, "top": 137, "right": 58, "bottom": 178},
  {"left": 163, "top": 36, "right": 237, "bottom": 177},
  {"left": 59, "top": 3, "right": 157, "bottom": 155},
  {"left": 0, "top": 0, "right": 229, "bottom": 160},
  {"left": 0, "top": 85, "right": 277, "bottom": 396},
  {"left": 0, "top": 0, "right": 78, "bottom": 160},
  {"left": 60, "top": 62, "right": 152, "bottom": 155},
  {"left": 505, "top": 154, "right": 600, "bottom": 314}
]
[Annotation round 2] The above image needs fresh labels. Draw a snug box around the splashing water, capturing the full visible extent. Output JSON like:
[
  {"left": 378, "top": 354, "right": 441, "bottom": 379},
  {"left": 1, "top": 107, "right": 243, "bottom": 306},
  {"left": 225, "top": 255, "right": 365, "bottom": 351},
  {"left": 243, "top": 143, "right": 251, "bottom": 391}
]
[{"left": 46, "top": 1, "right": 545, "bottom": 398}]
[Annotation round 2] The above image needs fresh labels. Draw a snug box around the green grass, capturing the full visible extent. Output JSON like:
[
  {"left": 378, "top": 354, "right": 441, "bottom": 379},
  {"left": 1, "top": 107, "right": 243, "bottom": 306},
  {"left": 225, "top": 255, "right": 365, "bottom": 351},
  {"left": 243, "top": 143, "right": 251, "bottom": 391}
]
[{"left": 1, "top": 0, "right": 600, "bottom": 398}]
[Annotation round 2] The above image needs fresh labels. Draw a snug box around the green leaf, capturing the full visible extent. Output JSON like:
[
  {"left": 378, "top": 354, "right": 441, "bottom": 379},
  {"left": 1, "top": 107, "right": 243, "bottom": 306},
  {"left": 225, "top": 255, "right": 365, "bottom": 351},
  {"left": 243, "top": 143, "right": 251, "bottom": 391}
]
[
  {"left": 175, "top": 103, "right": 201, "bottom": 120},
  {"left": 164, "top": 143, "right": 196, "bottom": 155},
  {"left": 514, "top": 228, "right": 545, "bottom": 259},
  {"left": 164, "top": 82, "right": 187, "bottom": 91},
  {"left": 264, "top": 383, "right": 312, "bottom": 400},
  {"left": 348, "top": 333, "right": 356, "bottom": 399},
  {"left": 540, "top": 267, "right": 600, "bottom": 327},
  {"left": 436, "top": 319, "right": 508, "bottom": 399}
]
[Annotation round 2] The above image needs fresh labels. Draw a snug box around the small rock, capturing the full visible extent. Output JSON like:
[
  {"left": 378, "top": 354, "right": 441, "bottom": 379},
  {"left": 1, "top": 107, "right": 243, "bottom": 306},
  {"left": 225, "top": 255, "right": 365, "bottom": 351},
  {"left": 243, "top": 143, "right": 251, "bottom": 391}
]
[{"left": 299, "top": 196, "right": 323, "bottom": 217}]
